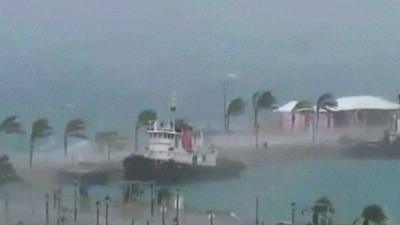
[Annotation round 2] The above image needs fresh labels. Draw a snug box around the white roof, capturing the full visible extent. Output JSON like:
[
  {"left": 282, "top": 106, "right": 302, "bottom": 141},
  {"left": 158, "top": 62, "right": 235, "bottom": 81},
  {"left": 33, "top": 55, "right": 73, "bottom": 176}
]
[
  {"left": 276, "top": 95, "right": 399, "bottom": 113},
  {"left": 330, "top": 96, "right": 399, "bottom": 111},
  {"left": 276, "top": 101, "right": 298, "bottom": 112}
]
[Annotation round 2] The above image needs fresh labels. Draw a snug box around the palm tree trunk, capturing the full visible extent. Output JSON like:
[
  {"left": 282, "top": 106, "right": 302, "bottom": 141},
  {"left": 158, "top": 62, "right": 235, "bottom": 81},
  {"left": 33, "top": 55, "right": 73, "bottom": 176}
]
[
  {"left": 227, "top": 115, "right": 230, "bottom": 131},
  {"left": 327, "top": 113, "right": 331, "bottom": 130},
  {"left": 107, "top": 142, "right": 110, "bottom": 161},
  {"left": 312, "top": 115, "right": 316, "bottom": 142},
  {"left": 316, "top": 107, "right": 320, "bottom": 135},
  {"left": 254, "top": 109, "right": 259, "bottom": 147},
  {"left": 134, "top": 122, "right": 140, "bottom": 152},
  {"left": 29, "top": 139, "right": 34, "bottom": 168},
  {"left": 291, "top": 112, "right": 296, "bottom": 134},
  {"left": 63, "top": 134, "right": 68, "bottom": 157}
]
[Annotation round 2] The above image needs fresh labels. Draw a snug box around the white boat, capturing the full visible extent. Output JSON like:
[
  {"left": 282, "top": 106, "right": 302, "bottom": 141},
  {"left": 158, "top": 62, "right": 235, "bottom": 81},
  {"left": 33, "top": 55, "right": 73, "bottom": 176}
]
[
  {"left": 123, "top": 94, "right": 245, "bottom": 183},
  {"left": 135, "top": 93, "right": 218, "bottom": 167},
  {"left": 139, "top": 120, "right": 218, "bottom": 167}
]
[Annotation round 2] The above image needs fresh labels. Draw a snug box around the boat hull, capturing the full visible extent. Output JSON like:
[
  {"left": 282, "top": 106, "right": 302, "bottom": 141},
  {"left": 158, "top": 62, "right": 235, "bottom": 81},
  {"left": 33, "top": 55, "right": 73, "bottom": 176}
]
[{"left": 123, "top": 155, "right": 245, "bottom": 184}]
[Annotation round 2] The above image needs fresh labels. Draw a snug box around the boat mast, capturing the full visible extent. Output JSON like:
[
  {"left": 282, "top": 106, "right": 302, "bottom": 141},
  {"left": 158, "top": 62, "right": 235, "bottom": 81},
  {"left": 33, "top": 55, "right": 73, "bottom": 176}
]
[{"left": 170, "top": 91, "right": 177, "bottom": 131}]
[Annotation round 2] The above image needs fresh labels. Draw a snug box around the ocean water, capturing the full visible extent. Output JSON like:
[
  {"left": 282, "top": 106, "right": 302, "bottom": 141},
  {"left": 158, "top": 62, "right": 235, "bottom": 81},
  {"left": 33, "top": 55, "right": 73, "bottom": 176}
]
[
  {"left": 3, "top": 138, "right": 400, "bottom": 223},
  {"left": 69, "top": 157, "right": 400, "bottom": 224},
  {"left": 166, "top": 158, "right": 400, "bottom": 223}
]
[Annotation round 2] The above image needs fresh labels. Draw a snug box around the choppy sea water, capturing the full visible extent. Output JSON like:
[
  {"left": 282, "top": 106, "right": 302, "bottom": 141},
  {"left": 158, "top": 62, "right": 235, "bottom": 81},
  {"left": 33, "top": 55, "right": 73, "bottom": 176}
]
[
  {"left": 80, "top": 158, "right": 400, "bottom": 224},
  {"left": 166, "top": 158, "right": 400, "bottom": 223},
  {"left": 3, "top": 140, "right": 400, "bottom": 224}
]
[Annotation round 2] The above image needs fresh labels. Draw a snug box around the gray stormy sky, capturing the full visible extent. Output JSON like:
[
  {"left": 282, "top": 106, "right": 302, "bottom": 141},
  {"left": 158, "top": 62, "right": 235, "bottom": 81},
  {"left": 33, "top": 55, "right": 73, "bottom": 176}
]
[{"left": 0, "top": 0, "right": 400, "bottom": 132}]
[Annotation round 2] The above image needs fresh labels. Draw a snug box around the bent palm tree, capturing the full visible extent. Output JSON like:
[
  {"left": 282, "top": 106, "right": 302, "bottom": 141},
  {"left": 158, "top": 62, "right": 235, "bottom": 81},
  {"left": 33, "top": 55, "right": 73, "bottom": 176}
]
[
  {"left": 135, "top": 110, "right": 157, "bottom": 151},
  {"left": 30, "top": 119, "right": 52, "bottom": 168},
  {"left": 291, "top": 100, "right": 313, "bottom": 133},
  {"left": 315, "top": 93, "right": 337, "bottom": 140},
  {"left": 226, "top": 97, "right": 245, "bottom": 130},
  {"left": 362, "top": 205, "right": 387, "bottom": 225},
  {"left": 95, "top": 131, "right": 118, "bottom": 160},
  {"left": 64, "top": 118, "right": 87, "bottom": 157},
  {"left": 0, "top": 116, "right": 25, "bottom": 138},
  {"left": 253, "top": 91, "right": 276, "bottom": 147}
]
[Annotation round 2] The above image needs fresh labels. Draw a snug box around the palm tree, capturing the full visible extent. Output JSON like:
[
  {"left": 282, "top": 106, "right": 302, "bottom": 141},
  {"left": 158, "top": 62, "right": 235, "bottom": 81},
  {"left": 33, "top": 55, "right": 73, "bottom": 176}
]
[
  {"left": 315, "top": 93, "right": 337, "bottom": 140},
  {"left": 0, "top": 116, "right": 25, "bottom": 136},
  {"left": 95, "top": 131, "right": 118, "bottom": 160},
  {"left": 0, "top": 155, "right": 19, "bottom": 185},
  {"left": 135, "top": 110, "right": 157, "bottom": 151},
  {"left": 157, "top": 187, "right": 172, "bottom": 205},
  {"left": 252, "top": 91, "right": 276, "bottom": 147},
  {"left": 64, "top": 118, "right": 87, "bottom": 157},
  {"left": 312, "top": 197, "right": 333, "bottom": 225},
  {"left": 226, "top": 97, "right": 245, "bottom": 131},
  {"left": 30, "top": 119, "right": 52, "bottom": 168},
  {"left": 291, "top": 100, "right": 313, "bottom": 133},
  {"left": 361, "top": 205, "right": 387, "bottom": 225}
]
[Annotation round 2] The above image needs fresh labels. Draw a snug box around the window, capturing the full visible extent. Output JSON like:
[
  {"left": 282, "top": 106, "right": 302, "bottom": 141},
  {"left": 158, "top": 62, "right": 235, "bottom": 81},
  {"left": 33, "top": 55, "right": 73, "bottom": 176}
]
[{"left": 202, "top": 155, "right": 206, "bottom": 162}]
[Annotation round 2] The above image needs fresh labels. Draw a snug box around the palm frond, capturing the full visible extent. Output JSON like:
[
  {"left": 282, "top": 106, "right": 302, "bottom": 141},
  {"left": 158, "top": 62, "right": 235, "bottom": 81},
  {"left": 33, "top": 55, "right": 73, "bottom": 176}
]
[
  {"left": 254, "top": 91, "right": 276, "bottom": 110},
  {"left": 65, "top": 118, "right": 86, "bottom": 134},
  {"left": 317, "top": 93, "right": 337, "bottom": 110},
  {"left": 31, "top": 119, "right": 53, "bottom": 140},
  {"left": 138, "top": 110, "right": 157, "bottom": 126},
  {"left": 0, "top": 116, "right": 25, "bottom": 135},
  {"left": 227, "top": 97, "right": 245, "bottom": 116}
]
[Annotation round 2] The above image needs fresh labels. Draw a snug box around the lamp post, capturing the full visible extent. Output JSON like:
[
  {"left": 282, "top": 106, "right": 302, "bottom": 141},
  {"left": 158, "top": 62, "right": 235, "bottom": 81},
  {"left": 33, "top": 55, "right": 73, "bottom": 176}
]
[
  {"left": 207, "top": 210, "right": 215, "bottom": 225},
  {"left": 45, "top": 193, "right": 50, "bottom": 225},
  {"left": 161, "top": 204, "right": 167, "bottom": 225},
  {"left": 150, "top": 182, "right": 154, "bottom": 217},
  {"left": 104, "top": 195, "right": 110, "bottom": 225},
  {"left": 291, "top": 202, "right": 296, "bottom": 225},
  {"left": 175, "top": 189, "right": 180, "bottom": 225},
  {"left": 56, "top": 189, "right": 61, "bottom": 225},
  {"left": 96, "top": 201, "right": 100, "bottom": 225},
  {"left": 255, "top": 197, "right": 259, "bottom": 225},
  {"left": 73, "top": 177, "right": 79, "bottom": 225}
]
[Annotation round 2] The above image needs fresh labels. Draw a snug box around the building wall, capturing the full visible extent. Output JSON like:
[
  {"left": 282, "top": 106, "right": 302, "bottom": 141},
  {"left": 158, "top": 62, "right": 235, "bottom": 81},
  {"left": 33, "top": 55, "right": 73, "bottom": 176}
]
[{"left": 278, "top": 112, "right": 333, "bottom": 133}]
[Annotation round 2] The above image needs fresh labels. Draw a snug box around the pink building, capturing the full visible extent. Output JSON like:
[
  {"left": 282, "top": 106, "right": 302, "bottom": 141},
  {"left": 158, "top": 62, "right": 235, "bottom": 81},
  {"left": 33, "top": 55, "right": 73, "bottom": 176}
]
[
  {"left": 276, "top": 96, "right": 400, "bottom": 134},
  {"left": 276, "top": 101, "right": 331, "bottom": 134}
]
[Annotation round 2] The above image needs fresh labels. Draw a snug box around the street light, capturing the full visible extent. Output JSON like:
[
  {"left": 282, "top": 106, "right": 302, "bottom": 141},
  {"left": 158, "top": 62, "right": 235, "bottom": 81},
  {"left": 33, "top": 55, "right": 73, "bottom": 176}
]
[
  {"left": 160, "top": 204, "right": 167, "bottom": 225},
  {"left": 175, "top": 189, "right": 180, "bottom": 225},
  {"left": 150, "top": 182, "right": 154, "bottom": 217},
  {"left": 104, "top": 195, "right": 110, "bottom": 225},
  {"left": 291, "top": 202, "right": 296, "bottom": 225},
  {"left": 73, "top": 177, "right": 79, "bottom": 225},
  {"left": 207, "top": 210, "right": 215, "bottom": 225},
  {"left": 96, "top": 201, "right": 100, "bottom": 225},
  {"left": 255, "top": 197, "right": 260, "bottom": 225},
  {"left": 45, "top": 193, "right": 50, "bottom": 225}
]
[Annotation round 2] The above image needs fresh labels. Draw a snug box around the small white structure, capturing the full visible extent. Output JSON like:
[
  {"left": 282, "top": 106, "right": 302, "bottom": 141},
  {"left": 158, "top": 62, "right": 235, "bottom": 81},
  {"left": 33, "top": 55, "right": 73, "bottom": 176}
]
[
  {"left": 141, "top": 121, "right": 217, "bottom": 166},
  {"left": 137, "top": 96, "right": 218, "bottom": 167},
  {"left": 328, "top": 96, "right": 399, "bottom": 111},
  {"left": 276, "top": 101, "right": 330, "bottom": 133},
  {"left": 276, "top": 95, "right": 400, "bottom": 133}
]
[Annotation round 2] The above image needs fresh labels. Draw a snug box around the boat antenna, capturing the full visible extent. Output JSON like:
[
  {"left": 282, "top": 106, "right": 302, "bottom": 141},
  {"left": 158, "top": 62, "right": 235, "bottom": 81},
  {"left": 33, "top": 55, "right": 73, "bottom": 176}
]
[{"left": 170, "top": 91, "right": 177, "bottom": 131}]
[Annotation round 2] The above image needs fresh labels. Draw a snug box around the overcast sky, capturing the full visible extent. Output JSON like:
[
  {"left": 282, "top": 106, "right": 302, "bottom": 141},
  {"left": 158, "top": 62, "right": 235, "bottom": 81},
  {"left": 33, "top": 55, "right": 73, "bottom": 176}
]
[{"left": 1, "top": 0, "right": 400, "bottom": 131}]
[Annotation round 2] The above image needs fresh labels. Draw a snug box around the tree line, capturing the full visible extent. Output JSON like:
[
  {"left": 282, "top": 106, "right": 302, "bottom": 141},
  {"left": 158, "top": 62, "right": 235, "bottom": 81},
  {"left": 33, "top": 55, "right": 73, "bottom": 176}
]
[
  {"left": 0, "top": 92, "right": 340, "bottom": 167},
  {"left": 225, "top": 91, "right": 338, "bottom": 146}
]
